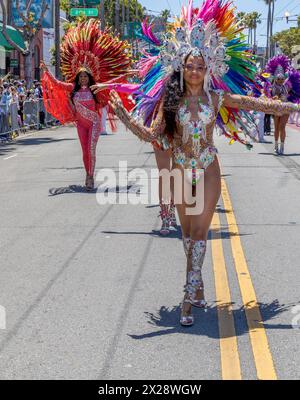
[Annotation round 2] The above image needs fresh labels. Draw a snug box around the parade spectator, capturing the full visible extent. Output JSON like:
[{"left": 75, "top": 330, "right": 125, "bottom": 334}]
[{"left": 0, "top": 77, "right": 56, "bottom": 138}]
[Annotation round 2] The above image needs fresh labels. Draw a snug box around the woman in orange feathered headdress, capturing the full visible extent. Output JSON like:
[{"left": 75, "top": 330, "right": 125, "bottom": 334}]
[{"left": 41, "top": 19, "right": 138, "bottom": 190}]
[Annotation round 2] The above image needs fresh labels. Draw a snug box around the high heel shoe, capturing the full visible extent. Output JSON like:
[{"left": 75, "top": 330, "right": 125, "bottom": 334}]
[
  {"left": 180, "top": 296, "right": 194, "bottom": 326},
  {"left": 85, "top": 175, "right": 94, "bottom": 191}
]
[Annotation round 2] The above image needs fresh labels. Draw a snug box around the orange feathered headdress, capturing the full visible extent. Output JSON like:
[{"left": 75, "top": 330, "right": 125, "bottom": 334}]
[{"left": 60, "top": 18, "right": 132, "bottom": 83}]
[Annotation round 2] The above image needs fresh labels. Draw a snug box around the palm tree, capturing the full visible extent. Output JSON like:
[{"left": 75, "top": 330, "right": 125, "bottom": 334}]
[
  {"left": 237, "top": 12, "right": 261, "bottom": 48},
  {"left": 251, "top": 12, "right": 262, "bottom": 53},
  {"left": 161, "top": 9, "right": 171, "bottom": 23},
  {"left": 261, "top": 0, "right": 276, "bottom": 60},
  {"left": 270, "top": 0, "right": 276, "bottom": 57}
]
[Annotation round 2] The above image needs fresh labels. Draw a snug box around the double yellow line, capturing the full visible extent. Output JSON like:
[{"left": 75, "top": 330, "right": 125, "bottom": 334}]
[{"left": 211, "top": 178, "right": 277, "bottom": 380}]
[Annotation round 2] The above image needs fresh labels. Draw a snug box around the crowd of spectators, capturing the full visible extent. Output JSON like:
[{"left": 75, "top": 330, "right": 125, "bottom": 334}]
[{"left": 0, "top": 77, "right": 56, "bottom": 141}]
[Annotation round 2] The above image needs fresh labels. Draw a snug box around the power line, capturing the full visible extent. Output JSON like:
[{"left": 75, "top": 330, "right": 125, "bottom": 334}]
[
  {"left": 257, "top": 0, "right": 297, "bottom": 36},
  {"left": 165, "top": 0, "right": 173, "bottom": 14},
  {"left": 275, "top": 0, "right": 297, "bottom": 18},
  {"left": 289, "top": 2, "right": 300, "bottom": 13}
]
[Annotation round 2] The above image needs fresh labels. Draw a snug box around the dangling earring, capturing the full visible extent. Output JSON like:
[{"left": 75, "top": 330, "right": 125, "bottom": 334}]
[{"left": 180, "top": 67, "right": 184, "bottom": 92}]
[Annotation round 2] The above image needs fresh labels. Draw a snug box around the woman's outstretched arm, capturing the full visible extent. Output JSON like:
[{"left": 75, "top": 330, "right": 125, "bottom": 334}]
[
  {"left": 109, "top": 90, "right": 165, "bottom": 143},
  {"left": 40, "top": 61, "right": 74, "bottom": 93},
  {"left": 223, "top": 92, "right": 300, "bottom": 116}
]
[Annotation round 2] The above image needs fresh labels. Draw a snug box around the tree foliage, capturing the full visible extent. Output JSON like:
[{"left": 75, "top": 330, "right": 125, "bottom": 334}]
[{"left": 272, "top": 27, "right": 300, "bottom": 58}]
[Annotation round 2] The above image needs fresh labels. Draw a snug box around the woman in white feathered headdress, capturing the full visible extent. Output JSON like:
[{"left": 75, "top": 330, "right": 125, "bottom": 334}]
[{"left": 107, "top": 0, "right": 300, "bottom": 327}]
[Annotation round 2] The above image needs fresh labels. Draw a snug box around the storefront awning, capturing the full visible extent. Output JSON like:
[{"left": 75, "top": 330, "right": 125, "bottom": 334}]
[{"left": 0, "top": 23, "right": 26, "bottom": 51}]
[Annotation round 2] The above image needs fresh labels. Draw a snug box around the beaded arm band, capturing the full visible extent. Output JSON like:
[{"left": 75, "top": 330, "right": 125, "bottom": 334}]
[{"left": 223, "top": 93, "right": 300, "bottom": 116}]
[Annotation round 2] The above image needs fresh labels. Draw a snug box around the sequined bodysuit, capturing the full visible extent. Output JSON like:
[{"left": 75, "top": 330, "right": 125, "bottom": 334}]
[
  {"left": 172, "top": 91, "right": 223, "bottom": 172},
  {"left": 150, "top": 90, "right": 223, "bottom": 176}
]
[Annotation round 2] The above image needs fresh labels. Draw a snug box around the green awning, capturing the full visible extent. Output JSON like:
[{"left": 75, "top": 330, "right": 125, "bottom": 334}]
[{"left": 0, "top": 23, "right": 26, "bottom": 51}]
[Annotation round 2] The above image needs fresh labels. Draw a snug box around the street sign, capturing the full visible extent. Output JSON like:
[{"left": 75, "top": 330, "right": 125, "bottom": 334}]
[
  {"left": 71, "top": 0, "right": 100, "bottom": 5},
  {"left": 70, "top": 8, "right": 99, "bottom": 17},
  {"left": 10, "top": 59, "right": 19, "bottom": 67}
]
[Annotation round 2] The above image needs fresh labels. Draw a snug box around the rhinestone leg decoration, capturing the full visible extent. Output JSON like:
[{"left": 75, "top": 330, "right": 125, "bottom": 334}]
[
  {"left": 169, "top": 200, "right": 177, "bottom": 227},
  {"left": 184, "top": 240, "right": 207, "bottom": 308},
  {"left": 180, "top": 237, "right": 194, "bottom": 326}
]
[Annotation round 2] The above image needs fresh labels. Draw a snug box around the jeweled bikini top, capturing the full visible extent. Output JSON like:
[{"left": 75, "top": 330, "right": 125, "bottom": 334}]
[{"left": 176, "top": 92, "right": 216, "bottom": 152}]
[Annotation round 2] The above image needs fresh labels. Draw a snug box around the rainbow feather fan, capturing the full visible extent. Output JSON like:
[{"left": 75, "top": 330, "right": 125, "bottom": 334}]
[{"left": 134, "top": 0, "right": 259, "bottom": 147}]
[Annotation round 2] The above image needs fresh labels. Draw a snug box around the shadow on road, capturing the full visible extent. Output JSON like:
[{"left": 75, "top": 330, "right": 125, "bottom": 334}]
[
  {"left": 16, "top": 137, "right": 76, "bottom": 146},
  {"left": 102, "top": 228, "right": 249, "bottom": 240},
  {"left": 48, "top": 184, "right": 137, "bottom": 196},
  {"left": 259, "top": 152, "right": 300, "bottom": 157},
  {"left": 48, "top": 185, "right": 93, "bottom": 196},
  {"left": 1, "top": 136, "right": 76, "bottom": 157},
  {"left": 128, "top": 300, "right": 298, "bottom": 339},
  {"left": 102, "top": 228, "right": 182, "bottom": 239}
]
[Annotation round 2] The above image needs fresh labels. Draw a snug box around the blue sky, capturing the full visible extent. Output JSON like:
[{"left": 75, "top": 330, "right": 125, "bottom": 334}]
[{"left": 140, "top": 0, "right": 300, "bottom": 46}]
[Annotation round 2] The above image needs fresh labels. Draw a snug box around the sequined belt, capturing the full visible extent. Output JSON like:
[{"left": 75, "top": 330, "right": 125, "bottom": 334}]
[{"left": 173, "top": 145, "right": 218, "bottom": 171}]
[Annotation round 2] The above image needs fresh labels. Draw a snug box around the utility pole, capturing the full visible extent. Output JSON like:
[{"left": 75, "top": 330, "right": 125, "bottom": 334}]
[
  {"left": 270, "top": 0, "right": 275, "bottom": 58},
  {"left": 115, "top": 0, "right": 120, "bottom": 33},
  {"left": 122, "top": 0, "right": 125, "bottom": 37},
  {"left": 99, "top": 0, "right": 105, "bottom": 30},
  {"left": 55, "top": 0, "right": 60, "bottom": 79},
  {"left": 135, "top": 1, "right": 139, "bottom": 58},
  {"left": 127, "top": 0, "right": 130, "bottom": 23}
]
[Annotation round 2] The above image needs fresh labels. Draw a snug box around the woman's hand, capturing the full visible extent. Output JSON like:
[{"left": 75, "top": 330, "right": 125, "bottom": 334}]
[
  {"left": 90, "top": 84, "right": 108, "bottom": 94},
  {"left": 40, "top": 61, "right": 48, "bottom": 73},
  {"left": 109, "top": 90, "right": 131, "bottom": 124}
]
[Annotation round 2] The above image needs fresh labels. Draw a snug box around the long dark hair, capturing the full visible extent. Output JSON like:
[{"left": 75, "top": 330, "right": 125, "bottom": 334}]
[
  {"left": 163, "top": 70, "right": 186, "bottom": 138},
  {"left": 70, "top": 71, "right": 98, "bottom": 104}
]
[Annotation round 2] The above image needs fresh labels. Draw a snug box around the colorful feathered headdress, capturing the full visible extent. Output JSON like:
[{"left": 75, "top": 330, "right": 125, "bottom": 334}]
[
  {"left": 159, "top": 6, "right": 230, "bottom": 89},
  {"left": 264, "top": 55, "right": 300, "bottom": 103},
  {"left": 265, "top": 55, "right": 291, "bottom": 80},
  {"left": 60, "top": 18, "right": 132, "bottom": 83},
  {"left": 42, "top": 18, "right": 137, "bottom": 126},
  {"left": 134, "top": 0, "right": 259, "bottom": 148}
]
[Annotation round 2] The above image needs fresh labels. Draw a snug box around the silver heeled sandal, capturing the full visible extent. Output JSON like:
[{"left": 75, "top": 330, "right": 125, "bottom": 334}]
[
  {"left": 159, "top": 203, "right": 170, "bottom": 236},
  {"left": 180, "top": 297, "right": 195, "bottom": 326}
]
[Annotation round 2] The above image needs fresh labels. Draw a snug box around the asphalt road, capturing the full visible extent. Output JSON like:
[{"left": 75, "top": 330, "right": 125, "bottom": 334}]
[{"left": 0, "top": 122, "right": 299, "bottom": 380}]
